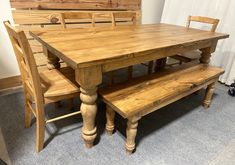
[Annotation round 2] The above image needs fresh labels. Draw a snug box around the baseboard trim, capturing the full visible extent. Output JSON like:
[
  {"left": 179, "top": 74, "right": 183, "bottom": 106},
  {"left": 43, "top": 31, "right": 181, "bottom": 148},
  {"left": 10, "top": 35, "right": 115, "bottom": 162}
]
[{"left": 0, "top": 75, "right": 22, "bottom": 91}]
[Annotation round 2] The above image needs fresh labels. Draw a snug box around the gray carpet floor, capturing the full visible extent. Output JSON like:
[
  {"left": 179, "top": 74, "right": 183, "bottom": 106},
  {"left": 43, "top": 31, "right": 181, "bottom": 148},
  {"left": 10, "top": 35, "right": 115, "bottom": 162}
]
[{"left": 0, "top": 66, "right": 235, "bottom": 165}]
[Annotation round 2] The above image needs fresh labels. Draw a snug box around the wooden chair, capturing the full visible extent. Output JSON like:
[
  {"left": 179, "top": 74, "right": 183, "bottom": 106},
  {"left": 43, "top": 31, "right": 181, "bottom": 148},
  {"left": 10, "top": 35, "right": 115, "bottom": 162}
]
[
  {"left": 111, "top": 12, "right": 154, "bottom": 83},
  {"left": 4, "top": 21, "right": 81, "bottom": 152},
  {"left": 60, "top": 12, "right": 93, "bottom": 29},
  {"left": 171, "top": 16, "right": 220, "bottom": 64},
  {"left": 112, "top": 12, "right": 137, "bottom": 26}
]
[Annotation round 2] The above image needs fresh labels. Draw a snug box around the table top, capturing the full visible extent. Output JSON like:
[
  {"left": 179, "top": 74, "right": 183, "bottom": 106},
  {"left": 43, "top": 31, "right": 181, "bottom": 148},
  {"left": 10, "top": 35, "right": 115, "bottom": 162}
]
[{"left": 30, "top": 23, "right": 229, "bottom": 69}]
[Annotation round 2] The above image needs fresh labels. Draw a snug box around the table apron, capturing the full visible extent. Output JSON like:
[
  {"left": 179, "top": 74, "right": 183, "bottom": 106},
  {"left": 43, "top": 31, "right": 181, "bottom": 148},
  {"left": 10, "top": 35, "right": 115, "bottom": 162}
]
[{"left": 101, "top": 39, "right": 216, "bottom": 72}]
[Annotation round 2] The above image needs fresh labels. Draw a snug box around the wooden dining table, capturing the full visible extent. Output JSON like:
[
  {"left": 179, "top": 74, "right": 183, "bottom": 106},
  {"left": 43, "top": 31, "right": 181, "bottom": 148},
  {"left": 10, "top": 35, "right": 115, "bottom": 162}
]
[{"left": 30, "top": 23, "right": 228, "bottom": 148}]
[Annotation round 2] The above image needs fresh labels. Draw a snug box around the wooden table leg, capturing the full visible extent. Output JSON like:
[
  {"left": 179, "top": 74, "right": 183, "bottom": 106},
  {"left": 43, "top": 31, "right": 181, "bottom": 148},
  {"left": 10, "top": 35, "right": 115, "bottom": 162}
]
[
  {"left": 43, "top": 47, "right": 60, "bottom": 70},
  {"left": 154, "top": 58, "right": 167, "bottom": 72},
  {"left": 200, "top": 41, "right": 218, "bottom": 64},
  {"left": 200, "top": 43, "right": 217, "bottom": 106},
  {"left": 76, "top": 66, "right": 102, "bottom": 148},
  {"left": 200, "top": 47, "right": 211, "bottom": 64}
]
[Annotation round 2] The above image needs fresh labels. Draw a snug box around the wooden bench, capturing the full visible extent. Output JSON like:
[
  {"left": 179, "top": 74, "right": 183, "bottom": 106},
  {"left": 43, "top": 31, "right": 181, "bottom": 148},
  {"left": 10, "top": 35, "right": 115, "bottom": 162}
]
[{"left": 99, "top": 64, "right": 224, "bottom": 154}]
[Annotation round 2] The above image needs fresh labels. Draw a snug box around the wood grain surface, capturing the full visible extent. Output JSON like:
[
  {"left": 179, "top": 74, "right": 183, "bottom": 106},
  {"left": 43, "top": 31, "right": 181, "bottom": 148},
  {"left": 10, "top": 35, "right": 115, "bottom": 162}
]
[{"left": 30, "top": 24, "right": 229, "bottom": 69}]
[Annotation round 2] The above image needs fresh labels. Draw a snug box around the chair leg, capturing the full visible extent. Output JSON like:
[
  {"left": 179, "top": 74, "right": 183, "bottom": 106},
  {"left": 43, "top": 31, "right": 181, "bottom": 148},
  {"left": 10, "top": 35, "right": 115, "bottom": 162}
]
[
  {"left": 126, "top": 116, "right": 141, "bottom": 154},
  {"left": 106, "top": 106, "right": 115, "bottom": 135},
  {"left": 54, "top": 101, "right": 61, "bottom": 108},
  {"left": 35, "top": 104, "right": 45, "bottom": 153},
  {"left": 203, "top": 82, "right": 216, "bottom": 108},
  {"left": 24, "top": 91, "right": 32, "bottom": 128},
  {"left": 68, "top": 98, "right": 73, "bottom": 111},
  {"left": 155, "top": 58, "right": 167, "bottom": 72},
  {"left": 128, "top": 66, "right": 133, "bottom": 80},
  {"left": 109, "top": 71, "right": 115, "bottom": 86},
  {"left": 148, "top": 61, "right": 154, "bottom": 74}
]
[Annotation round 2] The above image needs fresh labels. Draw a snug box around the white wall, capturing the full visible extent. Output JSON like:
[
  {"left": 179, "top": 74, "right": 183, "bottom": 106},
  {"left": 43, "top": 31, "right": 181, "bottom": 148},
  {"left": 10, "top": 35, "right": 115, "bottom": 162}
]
[
  {"left": 142, "top": 0, "right": 165, "bottom": 24},
  {"left": 0, "top": 0, "right": 19, "bottom": 79},
  {"left": 0, "top": 0, "right": 166, "bottom": 79}
]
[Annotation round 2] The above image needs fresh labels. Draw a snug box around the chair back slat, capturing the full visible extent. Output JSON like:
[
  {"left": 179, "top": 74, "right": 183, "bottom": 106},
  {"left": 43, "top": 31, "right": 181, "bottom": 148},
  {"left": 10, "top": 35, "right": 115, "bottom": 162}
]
[
  {"left": 187, "top": 16, "right": 219, "bottom": 32},
  {"left": 4, "top": 21, "right": 43, "bottom": 103},
  {"left": 60, "top": 12, "right": 93, "bottom": 29},
  {"left": 92, "top": 12, "right": 114, "bottom": 27},
  {"left": 113, "top": 12, "right": 137, "bottom": 26}
]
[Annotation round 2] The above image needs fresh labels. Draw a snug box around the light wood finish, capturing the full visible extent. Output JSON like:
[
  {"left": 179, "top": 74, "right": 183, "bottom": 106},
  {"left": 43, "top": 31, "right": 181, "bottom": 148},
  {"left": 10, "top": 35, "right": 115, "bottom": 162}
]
[
  {"left": 11, "top": 9, "right": 141, "bottom": 71},
  {"left": 113, "top": 12, "right": 153, "bottom": 77},
  {"left": 30, "top": 24, "right": 228, "bottom": 69},
  {"left": 60, "top": 12, "right": 93, "bottom": 29},
  {"left": 30, "top": 23, "right": 228, "bottom": 148},
  {"left": 100, "top": 64, "right": 224, "bottom": 118},
  {"left": 4, "top": 21, "right": 80, "bottom": 152},
  {"left": 92, "top": 12, "right": 114, "bottom": 27},
  {"left": 171, "top": 16, "right": 220, "bottom": 65},
  {"left": 106, "top": 106, "right": 115, "bottom": 135},
  {"left": 113, "top": 12, "right": 137, "bottom": 26},
  {"left": 10, "top": 0, "right": 141, "bottom": 10},
  {"left": 187, "top": 16, "right": 219, "bottom": 32},
  {"left": 126, "top": 116, "right": 140, "bottom": 154},
  {"left": 203, "top": 82, "right": 216, "bottom": 108},
  {"left": 100, "top": 64, "right": 224, "bottom": 154},
  {"left": 112, "top": 12, "right": 136, "bottom": 81},
  {"left": 76, "top": 65, "right": 102, "bottom": 148},
  {"left": 0, "top": 75, "right": 22, "bottom": 91}
]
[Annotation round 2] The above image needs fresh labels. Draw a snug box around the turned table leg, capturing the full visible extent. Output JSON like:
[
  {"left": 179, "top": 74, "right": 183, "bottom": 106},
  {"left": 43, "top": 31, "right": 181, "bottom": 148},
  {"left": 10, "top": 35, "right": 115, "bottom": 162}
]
[
  {"left": 76, "top": 66, "right": 102, "bottom": 148},
  {"left": 203, "top": 82, "right": 216, "bottom": 108},
  {"left": 155, "top": 58, "right": 167, "bottom": 72},
  {"left": 126, "top": 116, "right": 141, "bottom": 154},
  {"left": 199, "top": 46, "right": 214, "bottom": 96},
  {"left": 43, "top": 46, "right": 60, "bottom": 70},
  {"left": 80, "top": 87, "right": 98, "bottom": 148},
  {"left": 200, "top": 47, "right": 212, "bottom": 64},
  {"left": 106, "top": 106, "right": 115, "bottom": 135}
]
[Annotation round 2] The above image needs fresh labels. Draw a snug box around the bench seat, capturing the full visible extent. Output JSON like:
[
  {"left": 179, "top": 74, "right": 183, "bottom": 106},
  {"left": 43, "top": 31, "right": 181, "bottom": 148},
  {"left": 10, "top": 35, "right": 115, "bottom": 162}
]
[
  {"left": 99, "top": 64, "right": 224, "bottom": 154},
  {"left": 100, "top": 64, "right": 224, "bottom": 119}
]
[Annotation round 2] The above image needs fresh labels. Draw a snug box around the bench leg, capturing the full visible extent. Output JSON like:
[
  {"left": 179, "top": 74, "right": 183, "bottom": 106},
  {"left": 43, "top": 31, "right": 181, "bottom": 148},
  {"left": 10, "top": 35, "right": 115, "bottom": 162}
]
[
  {"left": 128, "top": 66, "right": 133, "bottom": 80},
  {"left": 148, "top": 61, "right": 154, "bottom": 74},
  {"left": 106, "top": 106, "right": 115, "bottom": 135},
  {"left": 126, "top": 116, "right": 141, "bottom": 154},
  {"left": 203, "top": 82, "right": 216, "bottom": 108}
]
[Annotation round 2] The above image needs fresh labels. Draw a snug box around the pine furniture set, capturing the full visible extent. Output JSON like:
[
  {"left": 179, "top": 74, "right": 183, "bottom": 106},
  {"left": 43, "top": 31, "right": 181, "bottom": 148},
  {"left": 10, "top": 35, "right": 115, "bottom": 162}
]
[{"left": 4, "top": 11, "right": 229, "bottom": 154}]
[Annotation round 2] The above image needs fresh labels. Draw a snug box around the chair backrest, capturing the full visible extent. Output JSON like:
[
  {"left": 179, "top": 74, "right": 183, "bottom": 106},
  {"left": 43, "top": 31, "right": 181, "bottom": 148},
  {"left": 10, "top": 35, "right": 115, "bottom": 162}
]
[
  {"left": 4, "top": 21, "right": 43, "bottom": 104},
  {"left": 92, "top": 12, "right": 115, "bottom": 27},
  {"left": 60, "top": 12, "right": 93, "bottom": 29},
  {"left": 112, "top": 12, "right": 137, "bottom": 26},
  {"left": 187, "top": 16, "right": 220, "bottom": 32}
]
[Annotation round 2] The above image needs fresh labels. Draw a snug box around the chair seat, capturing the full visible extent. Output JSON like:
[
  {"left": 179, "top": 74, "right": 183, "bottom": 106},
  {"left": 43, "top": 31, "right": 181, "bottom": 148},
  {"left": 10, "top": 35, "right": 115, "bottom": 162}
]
[
  {"left": 180, "top": 50, "right": 201, "bottom": 60},
  {"left": 40, "top": 67, "right": 80, "bottom": 99},
  {"left": 170, "top": 50, "right": 201, "bottom": 64}
]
